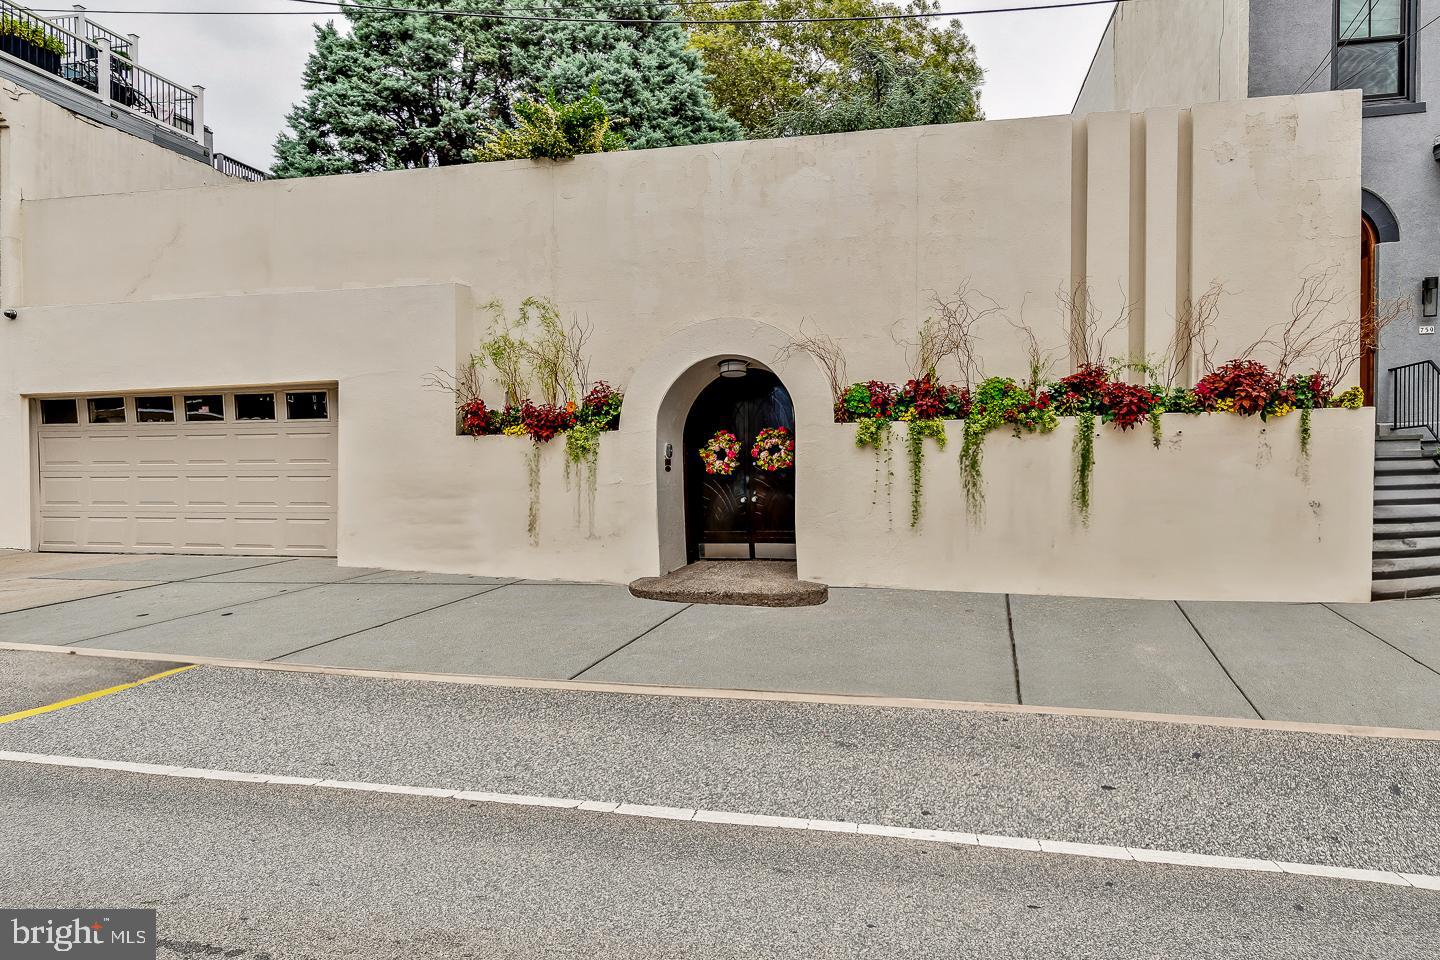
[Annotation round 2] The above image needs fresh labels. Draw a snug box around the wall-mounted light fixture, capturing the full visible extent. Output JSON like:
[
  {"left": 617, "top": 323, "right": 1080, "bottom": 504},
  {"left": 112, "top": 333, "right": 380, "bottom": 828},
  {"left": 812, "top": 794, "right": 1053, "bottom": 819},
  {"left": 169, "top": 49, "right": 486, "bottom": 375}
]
[
  {"left": 1424, "top": 277, "right": 1438, "bottom": 319},
  {"left": 718, "top": 359, "right": 748, "bottom": 378}
]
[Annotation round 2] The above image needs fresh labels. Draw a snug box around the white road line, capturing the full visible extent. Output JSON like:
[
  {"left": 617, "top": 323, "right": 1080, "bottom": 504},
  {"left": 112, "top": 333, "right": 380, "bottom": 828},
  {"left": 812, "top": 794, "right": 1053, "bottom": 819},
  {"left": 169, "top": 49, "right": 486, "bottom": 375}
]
[{"left": 0, "top": 749, "right": 1433, "bottom": 891}]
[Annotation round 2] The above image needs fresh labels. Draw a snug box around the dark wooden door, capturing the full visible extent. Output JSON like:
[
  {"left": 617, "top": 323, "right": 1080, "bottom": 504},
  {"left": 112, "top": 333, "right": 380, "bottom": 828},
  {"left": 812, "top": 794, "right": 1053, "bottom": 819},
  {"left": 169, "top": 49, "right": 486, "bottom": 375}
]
[{"left": 684, "top": 370, "right": 796, "bottom": 561}]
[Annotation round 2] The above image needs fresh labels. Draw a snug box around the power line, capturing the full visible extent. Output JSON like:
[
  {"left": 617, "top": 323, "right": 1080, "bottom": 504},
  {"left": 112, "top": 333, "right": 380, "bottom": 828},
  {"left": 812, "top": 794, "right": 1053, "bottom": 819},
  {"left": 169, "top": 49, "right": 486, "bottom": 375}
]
[
  {"left": 1294, "top": 0, "right": 1438, "bottom": 97},
  {"left": 30, "top": 0, "right": 1123, "bottom": 24},
  {"left": 1293, "top": 0, "right": 1377, "bottom": 95}
]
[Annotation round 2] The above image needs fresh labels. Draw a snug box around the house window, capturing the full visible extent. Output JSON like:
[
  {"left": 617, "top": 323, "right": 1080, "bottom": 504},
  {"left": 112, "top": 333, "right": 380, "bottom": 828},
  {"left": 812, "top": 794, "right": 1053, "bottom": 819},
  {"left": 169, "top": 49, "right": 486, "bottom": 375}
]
[
  {"left": 1336, "top": 0, "right": 1413, "bottom": 101},
  {"left": 39, "top": 399, "right": 78, "bottom": 424},
  {"left": 285, "top": 391, "right": 328, "bottom": 420}
]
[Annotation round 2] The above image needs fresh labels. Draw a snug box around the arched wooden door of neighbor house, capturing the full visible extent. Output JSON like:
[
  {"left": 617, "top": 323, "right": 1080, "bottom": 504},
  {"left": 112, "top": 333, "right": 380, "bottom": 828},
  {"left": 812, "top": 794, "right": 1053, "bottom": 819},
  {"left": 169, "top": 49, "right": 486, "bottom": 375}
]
[
  {"left": 683, "top": 369, "right": 797, "bottom": 561},
  {"left": 1361, "top": 216, "right": 1377, "bottom": 406}
]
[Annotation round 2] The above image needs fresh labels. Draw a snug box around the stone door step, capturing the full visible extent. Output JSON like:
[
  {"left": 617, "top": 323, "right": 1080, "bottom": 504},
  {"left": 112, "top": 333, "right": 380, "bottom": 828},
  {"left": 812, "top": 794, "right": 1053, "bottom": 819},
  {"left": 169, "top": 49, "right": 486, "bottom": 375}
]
[{"left": 629, "top": 560, "right": 828, "bottom": 607}]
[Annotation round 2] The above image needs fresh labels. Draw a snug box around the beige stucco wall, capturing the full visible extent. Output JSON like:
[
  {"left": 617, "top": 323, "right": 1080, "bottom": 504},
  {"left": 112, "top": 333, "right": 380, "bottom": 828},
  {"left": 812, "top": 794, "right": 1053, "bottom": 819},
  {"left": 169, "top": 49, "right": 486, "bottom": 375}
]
[
  {"left": 0, "top": 81, "right": 226, "bottom": 202},
  {"left": 0, "top": 92, "right": 1371, "bottom": 600},
  {"left": 1073, "top": 0, "right": 1251, "bottom": 115},
  {"left": 810, "top": 412, "right": 1374, "bottom": 603},
  {"left": 0, "top": 286, "right": 1375, "bottom": 601},
  {"left": 0, "top": 79, "right": 226, "bottom": 309}
]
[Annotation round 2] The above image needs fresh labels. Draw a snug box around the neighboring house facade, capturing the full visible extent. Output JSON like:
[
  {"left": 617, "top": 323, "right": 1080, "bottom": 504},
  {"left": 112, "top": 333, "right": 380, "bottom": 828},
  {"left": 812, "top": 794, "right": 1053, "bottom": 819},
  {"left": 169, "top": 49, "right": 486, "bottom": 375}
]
[
  {"left": 0, "top": 1, "right": 267, "bottom": 180},
  {"left": 0, "top": 76, "right": 1378, "bottom": 602},
  {"left": 1075, "top": 0, "right": 1440, "bottom": 419}
]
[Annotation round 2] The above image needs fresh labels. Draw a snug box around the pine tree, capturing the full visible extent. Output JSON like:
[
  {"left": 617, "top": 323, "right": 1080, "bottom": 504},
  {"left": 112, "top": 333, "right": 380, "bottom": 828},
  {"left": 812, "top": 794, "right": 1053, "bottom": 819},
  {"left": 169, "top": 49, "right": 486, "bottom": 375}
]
[{"left": 274, "top": 0, "right": 740, "bottom": 177}]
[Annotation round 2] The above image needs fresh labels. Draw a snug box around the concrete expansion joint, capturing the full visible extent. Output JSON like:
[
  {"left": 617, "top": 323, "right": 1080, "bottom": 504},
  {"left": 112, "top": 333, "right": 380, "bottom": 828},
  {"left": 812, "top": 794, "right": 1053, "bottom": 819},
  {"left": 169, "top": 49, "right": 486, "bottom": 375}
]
[{"left": 0, "top": 749, "right": 1434, "bottom": 893}]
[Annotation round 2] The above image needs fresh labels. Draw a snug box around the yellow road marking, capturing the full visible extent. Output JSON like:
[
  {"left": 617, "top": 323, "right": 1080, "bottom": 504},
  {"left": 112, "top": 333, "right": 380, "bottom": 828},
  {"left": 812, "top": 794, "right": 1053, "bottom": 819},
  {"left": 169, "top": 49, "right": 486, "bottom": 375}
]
[{"left": 0, "top": 664, "right": 197, "bottom": 725}]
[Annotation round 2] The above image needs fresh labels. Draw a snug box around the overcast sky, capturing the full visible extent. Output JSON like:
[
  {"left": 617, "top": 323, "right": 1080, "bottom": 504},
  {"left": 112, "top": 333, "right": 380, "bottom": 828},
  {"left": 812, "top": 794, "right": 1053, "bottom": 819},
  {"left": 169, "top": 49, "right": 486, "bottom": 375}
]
[{"left": 45, "top": 0, "right": 1115, "bottom": 170}]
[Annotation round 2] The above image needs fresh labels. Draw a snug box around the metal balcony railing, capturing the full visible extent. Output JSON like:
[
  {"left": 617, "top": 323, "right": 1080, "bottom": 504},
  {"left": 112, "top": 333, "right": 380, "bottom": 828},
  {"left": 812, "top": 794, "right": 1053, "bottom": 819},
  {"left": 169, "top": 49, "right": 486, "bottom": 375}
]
[
  {"left": 212, "top": 152, "right": 269, "bottom": 183},
  {"left": 0, "top": 1, "right": 203, "bottom": 142},
  {"left": 1390, "top": 360, "right": 1440, "bottom": 441}
]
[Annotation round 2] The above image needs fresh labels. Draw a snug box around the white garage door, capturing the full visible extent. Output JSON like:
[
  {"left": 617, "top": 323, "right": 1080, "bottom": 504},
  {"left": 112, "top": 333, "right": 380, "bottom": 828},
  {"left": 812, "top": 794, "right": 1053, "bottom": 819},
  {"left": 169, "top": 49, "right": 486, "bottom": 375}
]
[{"left": 33, "top": 386, "right": 338, "bottom": 555}]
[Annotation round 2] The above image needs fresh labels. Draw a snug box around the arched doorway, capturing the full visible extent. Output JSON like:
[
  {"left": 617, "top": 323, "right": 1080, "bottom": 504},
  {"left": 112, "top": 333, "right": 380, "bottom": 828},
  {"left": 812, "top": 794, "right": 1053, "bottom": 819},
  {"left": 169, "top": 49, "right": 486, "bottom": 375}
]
[{"left": 682, "top": 368, "right": 796, "bottom": 561}]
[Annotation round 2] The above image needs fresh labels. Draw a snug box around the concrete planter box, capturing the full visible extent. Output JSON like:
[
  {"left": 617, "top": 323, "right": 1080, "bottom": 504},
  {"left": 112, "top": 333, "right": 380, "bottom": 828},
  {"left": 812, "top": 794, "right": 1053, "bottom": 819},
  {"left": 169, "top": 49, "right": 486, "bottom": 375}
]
[{"left": 801, "top": 410, "right": 1375, "bottom": 602}]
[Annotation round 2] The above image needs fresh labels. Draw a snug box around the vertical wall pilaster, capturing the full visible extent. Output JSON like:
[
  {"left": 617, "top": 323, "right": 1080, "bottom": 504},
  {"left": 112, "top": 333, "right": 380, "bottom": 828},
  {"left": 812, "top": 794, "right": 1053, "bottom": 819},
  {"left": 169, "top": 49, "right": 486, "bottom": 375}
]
[{"left": 1082, "top": 110, "right": 1140, "bottom": 370}]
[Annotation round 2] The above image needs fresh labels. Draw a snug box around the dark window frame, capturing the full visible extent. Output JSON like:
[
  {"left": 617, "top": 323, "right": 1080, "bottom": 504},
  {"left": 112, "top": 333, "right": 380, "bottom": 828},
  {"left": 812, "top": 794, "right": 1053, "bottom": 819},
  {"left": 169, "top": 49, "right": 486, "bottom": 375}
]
[{"left": 1334, "top": 0, "right": 1419, "bottom": 103}]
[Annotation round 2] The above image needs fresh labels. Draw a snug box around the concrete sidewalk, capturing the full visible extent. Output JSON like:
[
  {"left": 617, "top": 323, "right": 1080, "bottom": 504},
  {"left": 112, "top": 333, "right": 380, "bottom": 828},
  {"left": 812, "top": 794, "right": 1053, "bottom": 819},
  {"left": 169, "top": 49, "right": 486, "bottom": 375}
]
[{"left": 1, "top": 552, "right": 1439, "bottom": 729}]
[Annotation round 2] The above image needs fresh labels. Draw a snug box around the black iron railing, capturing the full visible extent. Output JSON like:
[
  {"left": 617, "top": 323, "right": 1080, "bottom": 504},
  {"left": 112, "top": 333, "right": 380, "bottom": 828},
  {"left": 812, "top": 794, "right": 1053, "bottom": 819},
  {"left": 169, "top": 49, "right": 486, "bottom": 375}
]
[
  {"left": 1391, "top": 360, "right": 1440, "bottom": 440},
  {"left": 0, "top": 1, "right": 202, "bottom": 141},
  {"left": 212, "top": 153, "right": 269, "bottom": 183}
]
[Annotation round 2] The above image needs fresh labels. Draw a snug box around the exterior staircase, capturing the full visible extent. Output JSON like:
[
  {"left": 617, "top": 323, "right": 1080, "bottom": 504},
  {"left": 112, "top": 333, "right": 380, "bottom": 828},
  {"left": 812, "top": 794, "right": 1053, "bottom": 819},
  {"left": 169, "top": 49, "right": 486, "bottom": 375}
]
[{"left": 1372, "top": 426, "right": 1440, "bottom": 599}]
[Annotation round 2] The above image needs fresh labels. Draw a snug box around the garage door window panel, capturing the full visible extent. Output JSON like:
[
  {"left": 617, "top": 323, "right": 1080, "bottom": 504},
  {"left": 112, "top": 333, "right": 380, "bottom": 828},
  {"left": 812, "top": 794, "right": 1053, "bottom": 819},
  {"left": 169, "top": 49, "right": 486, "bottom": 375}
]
[
  {"left": 135, "top": 396, "right": 176, "bottom": 423},
  {"left": 236, "top": 393, "right": 277, "bottom": 421},
  {"left": 39, "top": 399, "right": 78, "bottom": 425},
  {"left": 286, "top": 391, "right": 328, "bottom": 420},
  {"left": 185, "top": 395, "right": 226, "bottom": 422},
  {"left": 87, "top": 397, "right": 126, "bottom": 424}
]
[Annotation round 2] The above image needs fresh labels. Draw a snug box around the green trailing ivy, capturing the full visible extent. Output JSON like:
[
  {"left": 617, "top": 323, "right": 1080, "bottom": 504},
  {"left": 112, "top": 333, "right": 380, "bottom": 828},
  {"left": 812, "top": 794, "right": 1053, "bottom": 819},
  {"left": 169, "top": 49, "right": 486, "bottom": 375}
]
[
  {"left": 855, "top": 417, "right": 895, "bottom": 520},
  {"left": 960, "top": 377, "right": 1058, "bottom": 523},
  {"left": 1073, "top": 410, "right": 1096, "bottom": 524},
  {"left": 906, "top": 418, "right": 947, "bottom": 528},
  {"left": 960, "top": 419, "right": 987, "bottom": 521},
  {"left": 1149, "top": 408, "right": 1164, "bottom": 449},
  {"left": 564, "top": 421, "right": 602, "bottom": 535},
  {"left": 1299, "top": 407, "right": 1312, "bottom": 461}
]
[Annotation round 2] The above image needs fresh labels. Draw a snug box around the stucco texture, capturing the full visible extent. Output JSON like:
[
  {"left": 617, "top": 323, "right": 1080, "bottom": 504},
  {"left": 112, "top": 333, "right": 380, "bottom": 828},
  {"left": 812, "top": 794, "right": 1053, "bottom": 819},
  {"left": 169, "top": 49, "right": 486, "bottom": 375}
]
[{"left": 0, "top": 90, "right": 1372, "bottom": 600}]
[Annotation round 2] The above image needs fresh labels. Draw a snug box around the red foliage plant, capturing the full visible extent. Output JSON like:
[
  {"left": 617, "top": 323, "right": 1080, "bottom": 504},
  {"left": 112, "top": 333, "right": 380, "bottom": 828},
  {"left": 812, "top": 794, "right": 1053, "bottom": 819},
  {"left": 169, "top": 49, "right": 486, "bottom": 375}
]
[
  {"left": 460, "top": 399, "right": 492, "bottom": 437},
  {"left": 1098, "top": 381, "right": 1159, "bottom": 430},
  {"left": 1054, "top": 363, "right": 1110, "bottom": 403},
  {"left": 521, "top": 400, "right": 576, "bottom": 443},
  {"left": 1194, "top": 360, "right": 1278, "bottom": 416},
  {"left": 902, "top": 377, "right": 946, "bottom": 419}
]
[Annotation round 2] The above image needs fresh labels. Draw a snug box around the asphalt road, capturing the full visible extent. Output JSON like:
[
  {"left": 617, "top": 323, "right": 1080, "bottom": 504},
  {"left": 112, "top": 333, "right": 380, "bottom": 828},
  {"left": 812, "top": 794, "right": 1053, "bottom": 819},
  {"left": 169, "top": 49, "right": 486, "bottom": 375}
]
[
  {"left": 2, "top": 659, "right": 1438, "bottom": 874},
  {"left": 3, "top": 762, "right": 1436, "bottom": 960},
  {"left": 0, "top": 648, "right": 184, "bottom": 714}
]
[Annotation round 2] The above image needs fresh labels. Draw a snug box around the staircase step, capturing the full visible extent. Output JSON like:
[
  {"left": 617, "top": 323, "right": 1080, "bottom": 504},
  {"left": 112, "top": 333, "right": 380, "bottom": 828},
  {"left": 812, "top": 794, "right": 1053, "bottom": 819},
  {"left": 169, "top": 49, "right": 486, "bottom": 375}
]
[
  {"left": 1376, "top": 446, "right": 1426, "bottom": 460},
  {"left": 1378, "top": 426, "right": 1433, "bottom": 440},
  {"left": 1375, "top": 503, "right": 1440, "bottom": 520},
  {"left": 1372, "top": 575, "right": 1440, "bottom": 600},
  {"left": 1373, "top": 536, "right": 1440, "bottom": 558},
  {"left": 1375, "top": 459, "right": 1439, "bottom": 475},
  {"left": 1373, "top": 555, "right": 1440, "bottom": 579},
  {"left": 1373, "top": 521, "right": 1440, "bottom": 539},
  {"left": 1375, "top": 473, "right": 1440, "bottom": 489},
  {"left": 1375, "top": 488, "right": 1440, "bottom": 505}
]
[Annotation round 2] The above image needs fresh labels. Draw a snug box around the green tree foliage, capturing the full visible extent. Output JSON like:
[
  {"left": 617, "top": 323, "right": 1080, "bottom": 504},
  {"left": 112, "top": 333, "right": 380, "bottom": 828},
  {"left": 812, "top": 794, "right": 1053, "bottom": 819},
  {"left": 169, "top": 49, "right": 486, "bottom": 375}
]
[
  {"left": 766, "top": 41, "right": 978, "bottom": 136},
  {"left": 274, "top": 0, "right": 739, "bottom": 177},
  {"left": 687, "top": 0, "right": 983, "bottom": 136},
  {"left": 476, "top": 88, "right": 626, "bottom": 162}
]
